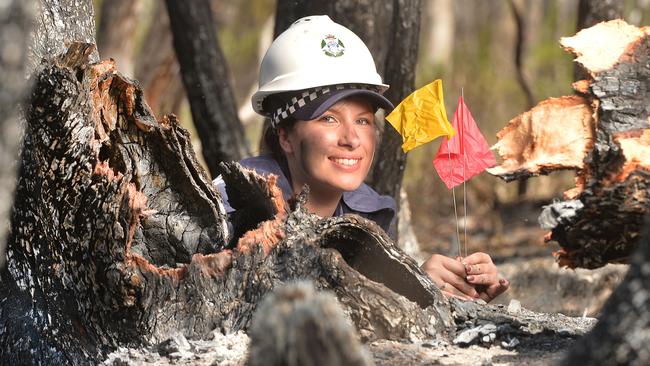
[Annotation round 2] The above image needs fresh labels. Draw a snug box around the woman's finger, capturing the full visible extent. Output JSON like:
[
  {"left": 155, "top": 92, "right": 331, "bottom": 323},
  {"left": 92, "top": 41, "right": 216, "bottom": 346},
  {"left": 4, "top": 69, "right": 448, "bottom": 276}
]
[
  {"left": 466, "top": 273, "right": 499, "bottom": 286},
  {"left": 467, "top": 274, "right": 499, "bottom": 286},
  {"left": 477, "top": 278, "right": 510, "bottom": 303},
  {"left": 441, "top": 256, "right": 467, "bottom": 277},
  {"left": 462, "top": 252, "right": 493, "bottom": 266},
  {"left": 442, "top": 274, "right": 479, "bottom": 298}
]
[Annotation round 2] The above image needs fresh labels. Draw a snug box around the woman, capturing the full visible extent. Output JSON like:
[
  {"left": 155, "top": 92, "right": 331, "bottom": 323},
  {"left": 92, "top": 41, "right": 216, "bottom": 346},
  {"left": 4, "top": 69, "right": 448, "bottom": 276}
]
[{"left": 215, "top": 15, "right": 508, "bottom": 303}]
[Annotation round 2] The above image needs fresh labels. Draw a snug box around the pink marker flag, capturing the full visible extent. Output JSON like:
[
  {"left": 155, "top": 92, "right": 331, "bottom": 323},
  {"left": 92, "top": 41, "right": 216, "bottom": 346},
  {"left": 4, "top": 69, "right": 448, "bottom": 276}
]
[{"left": 433, "top": 96, "right": 496, "bottom": 189}]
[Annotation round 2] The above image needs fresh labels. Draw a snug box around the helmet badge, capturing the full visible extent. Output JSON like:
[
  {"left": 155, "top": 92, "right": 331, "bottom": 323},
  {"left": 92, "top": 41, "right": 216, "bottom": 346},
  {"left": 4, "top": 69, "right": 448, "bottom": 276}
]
[{"left": 321, "top": 35, "right": 345, "bottom": 57}]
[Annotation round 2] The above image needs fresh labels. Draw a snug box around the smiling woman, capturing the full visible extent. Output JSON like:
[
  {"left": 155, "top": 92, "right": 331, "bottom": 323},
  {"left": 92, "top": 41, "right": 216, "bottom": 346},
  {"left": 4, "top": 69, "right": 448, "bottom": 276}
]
[
  {"left": 213, "top": 15, "right": 508, "bottom": 303},
  {"left": 215, "top": 15, "right": 398, "bottom": 238}
]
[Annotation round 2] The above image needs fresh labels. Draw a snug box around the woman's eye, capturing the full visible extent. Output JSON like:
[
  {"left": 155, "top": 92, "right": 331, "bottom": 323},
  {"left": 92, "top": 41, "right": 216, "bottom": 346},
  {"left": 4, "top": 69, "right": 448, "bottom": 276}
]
[
  {"left": 319, "top": 115, "right": 337, "bottom": 124},
  {"left": 357, "top": 118, "right": 372, "bottom": 126}
]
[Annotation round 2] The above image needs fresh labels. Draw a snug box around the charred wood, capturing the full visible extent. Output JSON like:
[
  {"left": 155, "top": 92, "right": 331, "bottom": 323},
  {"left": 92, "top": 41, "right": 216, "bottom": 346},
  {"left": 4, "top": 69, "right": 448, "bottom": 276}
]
[
  {"left": 248, "top": 281, "right": 373, "bottom": 366},
  {"left": 560, "top": 214, "right": 650, "bottom": 365},
  {"left": 0, "top": 44, "right": 454, "bottom": 364},
  {"left": 489, "top": 20, "right": 650, "bottom": 269}
]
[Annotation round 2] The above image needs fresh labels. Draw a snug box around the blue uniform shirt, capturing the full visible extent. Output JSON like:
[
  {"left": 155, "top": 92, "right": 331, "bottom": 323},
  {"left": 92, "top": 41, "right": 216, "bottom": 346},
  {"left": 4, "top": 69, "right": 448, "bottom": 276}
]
[{"left": 213, "top": 155, "right": 397, "bottom": 241}]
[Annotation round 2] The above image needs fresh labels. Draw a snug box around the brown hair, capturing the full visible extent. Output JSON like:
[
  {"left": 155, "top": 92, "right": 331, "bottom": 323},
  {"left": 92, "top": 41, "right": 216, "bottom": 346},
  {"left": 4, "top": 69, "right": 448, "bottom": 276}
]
[{"left": 261, "top": 117, "right": 297, "bottom": 160}]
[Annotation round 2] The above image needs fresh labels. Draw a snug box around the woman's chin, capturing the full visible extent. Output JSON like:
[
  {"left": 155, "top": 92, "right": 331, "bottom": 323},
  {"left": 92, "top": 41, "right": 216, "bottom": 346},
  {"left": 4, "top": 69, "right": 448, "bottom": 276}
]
[{"left": 331, "top": 178, "right": 365, "bottom": 192}]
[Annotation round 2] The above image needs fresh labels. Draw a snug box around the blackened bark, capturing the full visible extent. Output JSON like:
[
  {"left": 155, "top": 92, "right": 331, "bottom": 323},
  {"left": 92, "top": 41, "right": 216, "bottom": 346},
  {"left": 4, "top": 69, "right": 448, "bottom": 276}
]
[
  {"left": 548, "top": 23, "right": 650, "bottom": 269},
  {"left": 97, "top": 0, "right": 143, "bottom": 76},
  {"left": 0, "top": 46, "right": 230, "bottom": 364},
  {"left": 490, "top": 20, "right": 650, "bottom": 268},
  {"left": 577, "top": 0, "right": 624, "bottom": 30},
  {"left": 164, "top": 0, "right": 250, "bottom": 176},
  {"left": 368, "top": 0, "right": 422, "bottom": 209},
  {"left": 561, "top": 215, "right": 650, "bottom": 365},
  {"left": 0, "top": 0, "right": 34, "bottom": 268}
]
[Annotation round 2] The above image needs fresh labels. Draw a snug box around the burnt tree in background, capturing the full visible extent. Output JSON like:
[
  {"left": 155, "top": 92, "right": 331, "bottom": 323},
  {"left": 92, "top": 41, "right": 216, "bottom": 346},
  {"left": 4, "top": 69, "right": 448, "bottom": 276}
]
[
  {"left": 135, "top": 1, "right": 186, "bottom": 117},
  {"left": 272, "top": 0, "right": 422, "bottom": 217},
  {"left": 577, "top": 0, "right": 624, "bottom": 30},
  {"left": 96, "top": 0, "right": 143, "bottom": 76},
  {"left": 164, "top": 0, "right": 250, "bottom": 176}
]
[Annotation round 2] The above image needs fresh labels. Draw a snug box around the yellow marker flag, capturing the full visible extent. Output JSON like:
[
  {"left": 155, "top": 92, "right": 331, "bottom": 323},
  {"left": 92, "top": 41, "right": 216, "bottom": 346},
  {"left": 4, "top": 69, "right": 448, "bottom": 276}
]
[{"left": 385, "top": 79, "right": 456, "bottom": 153}]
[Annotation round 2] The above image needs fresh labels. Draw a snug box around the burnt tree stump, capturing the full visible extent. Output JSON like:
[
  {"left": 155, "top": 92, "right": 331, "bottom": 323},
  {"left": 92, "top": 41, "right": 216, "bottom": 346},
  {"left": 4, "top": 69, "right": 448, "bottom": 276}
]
[
  {"left": 489, "top": 20, "right": 650, "bottom": 269},
  {"left": 0, "top": 43, "right": 456, "bottom": 365}
]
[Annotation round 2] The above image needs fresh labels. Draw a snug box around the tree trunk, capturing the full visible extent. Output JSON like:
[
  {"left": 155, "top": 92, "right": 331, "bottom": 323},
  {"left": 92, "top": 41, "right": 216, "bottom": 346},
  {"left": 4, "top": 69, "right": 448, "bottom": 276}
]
[
  {"left": 368, "top": 0, "right": 422, "bottom": 211},
  {"left": 0, "top": 0, "right": 35, "bottom": 268},
  {"left": 28, "top": 0, "right": 98, "bottom": 73},
  {"left": 488, "top": 20, "right": 650, "bottom": 269},
  {"left": 577, "top": 0, "right": 624, "bottom": 30},
  {"left": 134, "top": 1, "right": 185, "bottom": 117},
  {"left": 574, "top": 0, "right": 624, "bottom": 82},
  {"left": 507, "top": 0, "right": 535, "bottom": 197},
  {"left": 560, "top": 215, "right": 650, "bottom": 365},
  {"left": 96, "top": 0, "right": 143, "bottom": 76},
  {"left": 164, "top": 0, "right": 250, "bottom": 177}
]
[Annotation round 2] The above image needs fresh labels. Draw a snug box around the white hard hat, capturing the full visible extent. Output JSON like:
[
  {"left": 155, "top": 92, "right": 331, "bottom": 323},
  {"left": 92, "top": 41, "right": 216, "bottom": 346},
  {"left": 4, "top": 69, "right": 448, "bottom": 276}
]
[{"left": 252, "top": 15, "right": 389, "bottom": 116}]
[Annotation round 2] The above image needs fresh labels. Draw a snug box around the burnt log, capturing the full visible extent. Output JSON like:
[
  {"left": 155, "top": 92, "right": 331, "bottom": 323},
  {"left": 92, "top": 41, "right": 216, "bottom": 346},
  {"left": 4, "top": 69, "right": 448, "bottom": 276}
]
[
  {"left": 0, "top": 43, "right": 457, "bottom": 364},
  {"left": 489, "top": 20, "right": 650, "bottom": 269}
]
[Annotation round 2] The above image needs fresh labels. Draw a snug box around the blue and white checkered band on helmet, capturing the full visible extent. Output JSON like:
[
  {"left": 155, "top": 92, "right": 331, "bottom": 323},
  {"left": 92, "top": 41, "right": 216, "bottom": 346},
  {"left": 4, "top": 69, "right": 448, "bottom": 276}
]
[{"left": 270, "top": 83, "right": 381, "bottom": 128}]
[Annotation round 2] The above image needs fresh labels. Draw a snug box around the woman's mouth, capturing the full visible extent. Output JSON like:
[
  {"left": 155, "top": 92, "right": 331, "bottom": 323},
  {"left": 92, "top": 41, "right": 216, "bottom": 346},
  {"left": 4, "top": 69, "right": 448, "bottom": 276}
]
[{"left": 329, "top": 157, "right": 362, "bottom": 168}]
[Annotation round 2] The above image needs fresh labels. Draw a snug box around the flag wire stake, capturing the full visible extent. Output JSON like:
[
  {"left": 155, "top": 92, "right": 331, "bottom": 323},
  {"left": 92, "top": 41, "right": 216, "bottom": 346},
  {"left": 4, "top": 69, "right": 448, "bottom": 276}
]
[
  {"left": 447, "top": 140, "right": 462, "bottom": 258},
  {"left": 461, "top": 88, "right": 468, "bottom": 258}
]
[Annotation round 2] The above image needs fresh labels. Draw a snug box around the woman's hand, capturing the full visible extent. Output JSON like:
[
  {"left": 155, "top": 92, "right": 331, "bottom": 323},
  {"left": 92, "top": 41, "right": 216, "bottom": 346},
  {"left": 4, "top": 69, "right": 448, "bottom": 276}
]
[
  {"left": 420, "top": 252, "right": 509, "bottom": 303},
  {"left": 420, "top": 254, "right": 480, "bottom": 301},
  {"left": 462, "top": 252, "right": 509, "bottom": 303}
]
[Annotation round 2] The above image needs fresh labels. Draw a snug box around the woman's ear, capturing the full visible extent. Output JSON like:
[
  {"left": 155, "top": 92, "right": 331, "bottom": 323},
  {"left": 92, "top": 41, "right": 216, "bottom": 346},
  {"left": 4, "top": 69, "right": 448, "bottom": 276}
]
[{"left": 278, "top": 127, "right": 294, "bottom": 154}]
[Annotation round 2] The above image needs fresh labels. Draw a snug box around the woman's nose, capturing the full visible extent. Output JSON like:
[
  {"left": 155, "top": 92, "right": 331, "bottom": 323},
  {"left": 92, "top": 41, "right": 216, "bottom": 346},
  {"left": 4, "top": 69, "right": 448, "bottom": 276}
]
[{"left": 339, "top": 120, "right": 361, "bottom": 149}]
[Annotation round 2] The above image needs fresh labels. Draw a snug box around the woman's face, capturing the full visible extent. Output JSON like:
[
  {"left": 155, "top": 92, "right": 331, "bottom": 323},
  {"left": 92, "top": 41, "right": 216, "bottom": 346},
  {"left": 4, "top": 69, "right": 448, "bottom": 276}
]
[{"left": 279, "top": 96, "right": 376, "bottom": 195}]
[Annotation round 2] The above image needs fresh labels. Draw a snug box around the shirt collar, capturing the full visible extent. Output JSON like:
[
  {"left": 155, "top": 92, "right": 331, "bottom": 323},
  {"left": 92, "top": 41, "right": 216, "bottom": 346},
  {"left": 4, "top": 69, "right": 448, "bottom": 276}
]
[{"left": 239, "top": 155, "right": 395, "bottom": 214}]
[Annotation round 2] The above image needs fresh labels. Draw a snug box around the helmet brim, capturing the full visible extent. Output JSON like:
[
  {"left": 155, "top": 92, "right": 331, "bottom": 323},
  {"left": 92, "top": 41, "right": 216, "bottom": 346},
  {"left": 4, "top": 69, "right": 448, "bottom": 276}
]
[{"left": 292, "top": 89, "right": 394, "bottom": 121}]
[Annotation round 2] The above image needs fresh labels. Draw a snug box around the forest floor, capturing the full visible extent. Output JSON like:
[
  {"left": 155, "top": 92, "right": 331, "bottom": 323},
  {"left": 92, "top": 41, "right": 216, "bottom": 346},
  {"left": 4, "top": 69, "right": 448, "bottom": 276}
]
[{"left": 102, "top": 200, "right": 628, "bottom": 365}]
